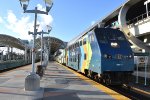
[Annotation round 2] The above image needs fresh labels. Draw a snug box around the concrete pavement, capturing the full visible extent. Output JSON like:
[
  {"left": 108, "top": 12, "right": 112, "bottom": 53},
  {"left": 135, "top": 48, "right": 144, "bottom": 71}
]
[{"left": 0, "top": 62, "right": 129, "bottom": 100}]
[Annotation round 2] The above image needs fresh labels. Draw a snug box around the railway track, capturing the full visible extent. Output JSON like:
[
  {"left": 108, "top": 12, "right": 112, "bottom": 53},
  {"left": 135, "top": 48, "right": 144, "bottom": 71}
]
[
  {"left": 106, "top": 85, "right": 150, "bottom": 100},
  {"left": 88, "top": 75, "right": 150, "bottom": 100}
]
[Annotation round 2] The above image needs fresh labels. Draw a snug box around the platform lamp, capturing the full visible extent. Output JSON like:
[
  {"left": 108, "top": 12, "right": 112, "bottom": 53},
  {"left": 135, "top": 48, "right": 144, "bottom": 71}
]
[
  {"left": 144, "top": 0, "right": 150, "bottom": 18},
  {"left": 19, "top": 0, "right": 53, "bottom": 91},
  {"left": 46, "top": 25, "right": 52, "bottom": 62},
  {"left": 40, "top": 25, "right": 52, "bottom": 67}
]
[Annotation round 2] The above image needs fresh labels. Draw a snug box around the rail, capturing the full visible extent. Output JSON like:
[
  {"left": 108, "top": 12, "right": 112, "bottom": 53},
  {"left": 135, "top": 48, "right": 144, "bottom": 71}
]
[{"left": 127, "top": 11, "right": 150, "bottom": 25}]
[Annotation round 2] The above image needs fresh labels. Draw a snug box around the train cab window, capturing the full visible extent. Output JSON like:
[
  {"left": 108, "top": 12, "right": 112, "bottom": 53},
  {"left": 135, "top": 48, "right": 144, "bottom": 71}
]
[
  {"left": 97, "top": 33, "right": 107, "bottom": 43},
  {"left": 108, "top": 33, "right": 117, "bottom": 40},
  {"left": 117, "top": 34, "right": 125, "bottom": 41},
  {"left": 108, "top": 31, "right": 125, "bottom": 41}
]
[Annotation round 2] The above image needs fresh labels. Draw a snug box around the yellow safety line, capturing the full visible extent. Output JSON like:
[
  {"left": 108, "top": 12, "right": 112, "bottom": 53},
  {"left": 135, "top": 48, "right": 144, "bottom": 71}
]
[{"left": 57, "top": 63, "right": 130, "bottom": 100}]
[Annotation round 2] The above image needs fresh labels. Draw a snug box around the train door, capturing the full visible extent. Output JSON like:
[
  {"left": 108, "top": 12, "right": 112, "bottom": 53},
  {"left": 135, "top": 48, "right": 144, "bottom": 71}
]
[
  {"left": 77, "top": 54, "right": 80, "bottom": 70},
  {"left": 66, "top": 56, "right": 68, "bottom": 66}
]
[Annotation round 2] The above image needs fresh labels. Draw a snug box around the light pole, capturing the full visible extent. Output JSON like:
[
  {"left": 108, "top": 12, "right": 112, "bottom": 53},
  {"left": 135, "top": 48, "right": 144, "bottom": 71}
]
[
  {"left": 40, "top": 26, "right": 52, "bottom": 66},
  {"left": 48, "top": 36, "right": 50, "bottom": 61},
  {"left": 29, "top": 26, "right": 52, "bottom": 66},
  {"left": 144, "top": 0, "right": 150, "bottom": 18},
  {"left": 19, "top": 0, "right": 53, "bottom": 91}
]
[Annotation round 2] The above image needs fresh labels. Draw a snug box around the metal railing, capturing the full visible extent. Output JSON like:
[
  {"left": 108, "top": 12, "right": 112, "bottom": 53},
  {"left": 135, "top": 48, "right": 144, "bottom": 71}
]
[{"left": 127, "top": 11, "right": 150, "bottom": 25}]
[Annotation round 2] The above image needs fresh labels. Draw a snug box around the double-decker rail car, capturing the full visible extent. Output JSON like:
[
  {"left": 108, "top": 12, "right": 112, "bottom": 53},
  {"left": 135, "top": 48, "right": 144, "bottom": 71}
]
[
  {"left": 54, "top": 49, "right": 66, "bottom": 65},
  {"left": 64, "top": 28, "right": 134, "bottom": 85}
]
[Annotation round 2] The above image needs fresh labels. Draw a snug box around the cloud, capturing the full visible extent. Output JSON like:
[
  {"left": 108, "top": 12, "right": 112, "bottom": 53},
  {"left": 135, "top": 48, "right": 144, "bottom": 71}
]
[
  {"left": 4, "top": 4, "right": 53, "bottom": 40},
  {"left": 5, "top": 10, "right": 33, "bottom": 40},
  {"left": 7, "top": 10, "right": 17, "bottom": 24},
  {"left": 37, "top": 4, "right": 53, "bottom": 31},
  {"left": 0, "top": 16, "right": 3, "bottom": 23}
]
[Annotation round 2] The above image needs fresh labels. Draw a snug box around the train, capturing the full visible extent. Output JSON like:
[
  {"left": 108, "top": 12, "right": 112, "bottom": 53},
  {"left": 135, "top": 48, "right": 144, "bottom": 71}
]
[{"left": 55, "top": 28, "right": 134, "bottom": 85}]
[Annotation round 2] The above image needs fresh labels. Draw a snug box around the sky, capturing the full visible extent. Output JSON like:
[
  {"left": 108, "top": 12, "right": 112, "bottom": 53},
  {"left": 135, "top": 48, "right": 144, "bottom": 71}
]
[{"left": 0, "top": 0, "right": 126, "bottom": 42}]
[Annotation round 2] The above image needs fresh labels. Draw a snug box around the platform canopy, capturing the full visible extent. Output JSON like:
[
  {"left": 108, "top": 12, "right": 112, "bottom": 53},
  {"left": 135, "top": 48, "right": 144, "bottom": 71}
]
[
  {"left": 35, "top": 36, "right": 66, "bottom": 54},
  {"left": 0, "top": 34, "right": 31, "bottom": 50}
]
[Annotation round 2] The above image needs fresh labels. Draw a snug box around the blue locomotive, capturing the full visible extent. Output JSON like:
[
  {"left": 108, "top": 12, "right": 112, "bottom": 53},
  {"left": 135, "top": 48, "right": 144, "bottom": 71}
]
[{"left": 57, "top": 28, "right": 134, "bottom": 85}]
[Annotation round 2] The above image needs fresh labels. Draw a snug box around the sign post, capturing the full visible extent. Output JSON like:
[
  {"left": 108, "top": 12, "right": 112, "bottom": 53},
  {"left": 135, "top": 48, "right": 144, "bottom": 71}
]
[
  {"left": 134, "top": 52, "right": 149, "bottom": 85},
  {"left": 144, "top": 56, "right": 148, "bottom": 86},
  {"left": 136, "top": 58, "right": 139, "bottom": 83}
]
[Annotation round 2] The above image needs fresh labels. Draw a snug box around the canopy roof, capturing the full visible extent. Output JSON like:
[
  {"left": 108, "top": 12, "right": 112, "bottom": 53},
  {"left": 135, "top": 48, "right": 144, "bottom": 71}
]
[
  {"left": 35, "top": 36, "right": 66, "bottom": 54},
  {"left": 0, "top": 34, "right": 31, "bottom": 50}
]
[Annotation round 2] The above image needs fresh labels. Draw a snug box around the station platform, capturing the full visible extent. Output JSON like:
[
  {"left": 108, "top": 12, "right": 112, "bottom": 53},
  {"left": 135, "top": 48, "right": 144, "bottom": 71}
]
[
  {"left": 0, "top": 61, "right": 149, "bottom": 100},
  {"left": 133, "top": 71, "right": 150, "bottom": 78}
]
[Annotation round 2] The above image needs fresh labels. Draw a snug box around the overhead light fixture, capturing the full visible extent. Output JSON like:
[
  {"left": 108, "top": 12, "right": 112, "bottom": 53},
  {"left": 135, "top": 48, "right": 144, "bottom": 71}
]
[{"left": 19, "top": 0, "right": 29, "bottom": 12}]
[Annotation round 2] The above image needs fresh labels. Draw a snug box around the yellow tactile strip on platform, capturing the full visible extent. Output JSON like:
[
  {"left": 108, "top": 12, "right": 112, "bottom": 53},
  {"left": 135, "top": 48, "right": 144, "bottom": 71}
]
[{"left": 58, "top": 63, "right": 130, "bottom": 100}]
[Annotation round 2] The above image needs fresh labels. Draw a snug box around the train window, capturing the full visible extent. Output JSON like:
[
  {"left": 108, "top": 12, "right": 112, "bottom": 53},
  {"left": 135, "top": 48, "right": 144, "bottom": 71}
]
[
  {"left": 83, "top": 38, "right": 86, "bottom": 45},
  {"left": 80, "top": 41, "right": 82, "bottom": 46},
  {"left": 70, "top": 46, "right": 72, "bottom": 50},
  {"left": 89, "top": 35, "right": 91, "bottom": 42},
  {"left": 76, "top": 42, "right": 79, "bottom": 47},
  {"left": 91, "top": 34, "right": 94, "bottom": 42},
  {"left": 84, "top": 54, "right": 86, "bottom": 60},
  {"left": 78, "top": 42, "right": 80, "bottom": 47},
  {"left": 70, "top": 58, "right": 72, "bottom": 62},
  {"left": 75, "top": 43, "right": 77, "bottom": 48}
]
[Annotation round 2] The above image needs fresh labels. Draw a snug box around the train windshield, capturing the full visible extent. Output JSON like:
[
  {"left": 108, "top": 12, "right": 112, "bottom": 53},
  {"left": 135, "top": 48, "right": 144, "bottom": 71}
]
[
  {"left": 95, "top": 28, "right": 126, "bottom": 44},
  {"left": 95, "top": 29, "right": 108, "bottom": 43},
  {"left": 99, "top": 33, "right": 108, "bottom": 43},
  {"left": 107, "top": 31, "right": 125, "bottom": 41}
]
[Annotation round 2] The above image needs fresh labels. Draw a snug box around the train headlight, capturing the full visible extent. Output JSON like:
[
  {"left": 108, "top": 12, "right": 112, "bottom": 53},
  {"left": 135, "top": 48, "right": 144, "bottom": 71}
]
[
  {"left": 125, "top": 54, "right": 132, "bottom": 59},
  {"left": 128, "top": 54, "right": 132, "bottom": 59},
  {"left": 104, "top": 54, "right": 108, "bottom": 58},
  {"left": 111, "top": 42, "right": 119, "bottom": 48},
  {"left": 104, "top": 54, "right": 112, "bottom": 59}
]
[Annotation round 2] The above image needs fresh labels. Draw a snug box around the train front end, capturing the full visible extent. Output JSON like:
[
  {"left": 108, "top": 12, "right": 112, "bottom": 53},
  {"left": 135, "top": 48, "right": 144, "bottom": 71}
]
[{"left": 95, "top": 28, "right": 134, "bottom": 85}]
